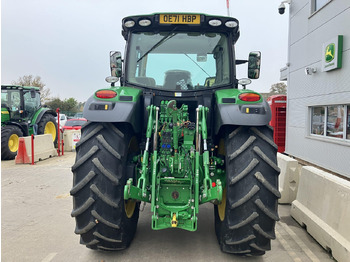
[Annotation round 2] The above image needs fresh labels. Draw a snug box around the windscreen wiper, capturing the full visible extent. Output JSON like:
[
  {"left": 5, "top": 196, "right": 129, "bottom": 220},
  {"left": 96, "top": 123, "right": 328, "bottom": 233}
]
[
  {"left": 137, "top": 31, "right": 177, "bottom": 63},
  {"left": 183, "top": 53, "right": 210, "bottom": 77}
]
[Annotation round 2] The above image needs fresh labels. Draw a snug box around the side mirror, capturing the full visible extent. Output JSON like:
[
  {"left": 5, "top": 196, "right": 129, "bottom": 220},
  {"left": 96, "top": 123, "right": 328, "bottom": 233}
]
[
  {"left": 30, "top": 88, "right": 36, "bottom": 99},
  {"left": 248, "top": 51, "right": 261, "bottom": 79},
  {"left": 110, "top": 51, "right": 122, "bottom": 78}
]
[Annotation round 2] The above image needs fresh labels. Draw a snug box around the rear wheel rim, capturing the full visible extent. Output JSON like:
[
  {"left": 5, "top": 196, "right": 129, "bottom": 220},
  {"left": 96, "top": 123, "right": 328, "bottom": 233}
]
[
  {"left": 124, "top": 136, "right": 139, "bottom": 219},
  {"left": 124, "top": 200, "right": 136, "bottom": 218},
  {"left": 218, "top": 188, "right": 226, "bottom": 221},
  {"left": 8, "top": 134, "right": 19, "bottom": 152},
  {"left": 44, "top": 121, "right": 56, "bottom": 141}
]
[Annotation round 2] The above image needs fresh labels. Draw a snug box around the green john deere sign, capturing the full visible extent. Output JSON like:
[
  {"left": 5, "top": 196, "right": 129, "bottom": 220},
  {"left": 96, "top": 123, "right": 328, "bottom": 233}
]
[
  {"left": 325, "top": 43, "right": 335, "bottom": 63},
  {"left": 322, "top": 35, "right": 343, "bottom": 72}
]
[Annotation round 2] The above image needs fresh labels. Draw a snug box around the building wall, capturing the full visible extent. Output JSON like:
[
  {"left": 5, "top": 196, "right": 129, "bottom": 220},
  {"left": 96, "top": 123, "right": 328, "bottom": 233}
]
[{"left": 285, "top": 0, "right": 350, "bottom": 178}]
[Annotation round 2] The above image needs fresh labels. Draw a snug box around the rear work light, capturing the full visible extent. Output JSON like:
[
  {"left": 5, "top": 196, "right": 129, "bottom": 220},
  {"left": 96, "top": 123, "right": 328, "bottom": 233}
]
[
  {"left": 139, "top": 19, "right": 151, "bottom": 26},
  {"left": 208, "top": 19, "right": 222, "bottom": 27},
  {"left": 124, "top": 20, "right": 135, "bottom": 28},
  {"left": 225, "top": 21, "right": 238, "bottom": 28},
  {"left": 238, "top": 93, "right": 261, "bottom": 102},
  {"left": 95, "top": 90, "right": 117, "bottom": 99}
]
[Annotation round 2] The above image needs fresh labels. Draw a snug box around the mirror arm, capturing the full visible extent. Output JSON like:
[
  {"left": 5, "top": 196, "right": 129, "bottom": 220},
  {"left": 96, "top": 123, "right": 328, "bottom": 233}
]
[{"left": 236, "top": 59, "right": 248, "bottom": 65}]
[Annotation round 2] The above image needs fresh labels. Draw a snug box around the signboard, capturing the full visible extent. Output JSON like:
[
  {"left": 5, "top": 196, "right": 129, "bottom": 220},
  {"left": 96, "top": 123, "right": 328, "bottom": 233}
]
[
  {"left": 322, "top": 35, "right": 343, "bottom": 72},
  {"left": 72, "top": 132, "right": 81, "bottom": 150}
]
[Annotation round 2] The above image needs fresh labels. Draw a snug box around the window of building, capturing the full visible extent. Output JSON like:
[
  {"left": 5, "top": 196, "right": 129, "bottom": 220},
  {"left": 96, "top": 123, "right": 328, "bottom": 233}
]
[
  {"left": 311, "top": 106, "right": 325, "bottom": 135},
  {"left": 315, "top": 0, "right": 329, "bottom": 11},
  {"left": 326, "top": 105, "right": 344, "bottom": 138},
  {"left": 310, "top": 104, "right": 350, "bottom": 141},
  {"left": 311, "top": 0, "right": 332, "bottom": 14}
]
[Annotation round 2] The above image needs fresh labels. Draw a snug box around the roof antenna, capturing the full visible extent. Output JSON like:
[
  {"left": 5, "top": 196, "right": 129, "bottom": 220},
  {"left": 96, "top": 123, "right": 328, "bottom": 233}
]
[{"left": 226, "top": 0, "right": 230, "bottom": 16}]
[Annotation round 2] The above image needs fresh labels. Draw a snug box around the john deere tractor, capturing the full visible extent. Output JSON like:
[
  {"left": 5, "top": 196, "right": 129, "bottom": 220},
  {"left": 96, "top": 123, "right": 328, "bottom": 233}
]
[
  {"left": 71, "top": 13, "right": 280, "bottom": 255},
  {"left": 1, "top": 85, "right": 58, "bottom": 160}
]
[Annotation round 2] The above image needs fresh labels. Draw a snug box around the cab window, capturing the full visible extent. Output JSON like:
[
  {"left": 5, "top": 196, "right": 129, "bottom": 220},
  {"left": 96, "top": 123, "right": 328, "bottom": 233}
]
[{"left": 126, "top": 32, "right": 230, "bottom": 90}]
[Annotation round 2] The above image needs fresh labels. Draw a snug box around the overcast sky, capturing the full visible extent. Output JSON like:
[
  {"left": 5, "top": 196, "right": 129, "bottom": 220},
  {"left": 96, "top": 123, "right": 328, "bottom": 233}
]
[{"left": 1, "top": 0, "right": 289, "bottom": 102}]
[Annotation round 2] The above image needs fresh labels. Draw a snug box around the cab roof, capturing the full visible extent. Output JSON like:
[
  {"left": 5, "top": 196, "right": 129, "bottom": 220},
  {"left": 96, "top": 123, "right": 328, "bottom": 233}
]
[
  {"left": 121, "top": 13, "right": 240, "bottom": 43},
  {"left": 1, "top": 85, "right": 40, "bottom": 91}
]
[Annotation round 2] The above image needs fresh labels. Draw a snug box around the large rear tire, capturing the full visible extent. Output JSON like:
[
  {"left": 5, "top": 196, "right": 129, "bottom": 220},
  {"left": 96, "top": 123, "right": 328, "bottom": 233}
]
[
  {"left": 71, "top": 122, "right": 139, "bottom": 250},
  {"left": 1, "top": 125, "right": 23, "bottom": 160},
  {"left": 215, "top": 126, "right": 280, "bottom": 256},
  {"left": 37, "top": 113, "right": 58, "bottom": 145}
]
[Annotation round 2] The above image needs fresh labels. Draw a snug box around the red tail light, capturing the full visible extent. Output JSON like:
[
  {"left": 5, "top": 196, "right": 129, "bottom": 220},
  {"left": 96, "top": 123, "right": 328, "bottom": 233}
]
[
  {"left": 95, "top": 90, "right": 117, "bottom": 99},
  {"left": 238, "top": 93, "right": 261, "bottom": 102}
]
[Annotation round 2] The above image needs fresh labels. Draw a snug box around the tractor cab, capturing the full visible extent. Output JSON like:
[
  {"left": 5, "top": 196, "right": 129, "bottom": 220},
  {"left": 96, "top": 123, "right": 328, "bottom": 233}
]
[
  {"left": 100, "top": 13, "right": 263, "bottom": 130},
  {"left": 1, "top": 85, "right": 41, "bottom": 123},
  {"left": 109, "top": 13, "right": 261, "bottom": 91}
]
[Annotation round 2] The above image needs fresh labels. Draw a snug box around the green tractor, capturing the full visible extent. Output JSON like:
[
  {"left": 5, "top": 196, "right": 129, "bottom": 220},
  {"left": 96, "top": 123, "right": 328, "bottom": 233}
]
[
  {"left": 1, "top": 85, "right": 58, "bottom": 160},
  {"left": 71, "top": 13, "right": 280, "bottom": 255}
]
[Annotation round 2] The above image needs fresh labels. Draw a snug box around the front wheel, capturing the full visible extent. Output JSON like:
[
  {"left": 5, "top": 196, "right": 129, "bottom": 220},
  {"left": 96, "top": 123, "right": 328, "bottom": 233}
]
[
  {"left": 215, "top": 126, "right": 280, "bottom": 256},
  {"left": 1, "top": 125, "right": 23, "bottom": 160},
  {"left": 71, "top": 122, "right": 139, "bottom": 250}
]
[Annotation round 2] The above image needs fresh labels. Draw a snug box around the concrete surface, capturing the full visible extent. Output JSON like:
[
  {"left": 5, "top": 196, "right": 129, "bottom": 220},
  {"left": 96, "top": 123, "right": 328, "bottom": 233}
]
[
  {"left": 2, "top": 153, "right": 335, "bottom": 262},
  {"left": 291, "top": 166, "right": 350, "bottom": 262}
]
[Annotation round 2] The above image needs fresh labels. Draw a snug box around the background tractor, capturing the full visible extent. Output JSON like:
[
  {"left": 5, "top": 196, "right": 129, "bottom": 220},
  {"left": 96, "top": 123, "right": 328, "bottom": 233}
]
[
  {"left": 71, "top": 13, "right": 280, "bottom": 256},
  {"left": 1, "top": 85, "right": 58, "bottom": 160}
]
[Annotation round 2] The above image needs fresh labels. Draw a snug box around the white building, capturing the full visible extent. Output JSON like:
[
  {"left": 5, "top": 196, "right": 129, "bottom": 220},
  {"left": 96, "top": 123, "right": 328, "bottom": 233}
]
[{"left": 282, "top": 0, "right": 350, "bottom": 178}]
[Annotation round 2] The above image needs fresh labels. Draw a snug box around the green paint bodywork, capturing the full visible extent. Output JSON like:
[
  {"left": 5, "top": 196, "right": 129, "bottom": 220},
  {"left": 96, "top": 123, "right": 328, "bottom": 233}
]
[
  {"left": 124, "top": 100, "right": 224, "bottom": 231},
  {"left": 1, "top": 107, "right": 10, "bottom": 122}
]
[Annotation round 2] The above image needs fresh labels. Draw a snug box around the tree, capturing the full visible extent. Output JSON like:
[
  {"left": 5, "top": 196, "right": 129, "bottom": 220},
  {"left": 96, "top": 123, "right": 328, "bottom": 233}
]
[
  {"left": 269, "top": 82, "right": 287, "bottom": 96},
  {"left": 12, "top": 75, "right": 51, "bottom": 103},
  {"left": 45, "top": 98, "right": 63, "bottom": 111},
  {"left": 12, "top": 75, "right": 45, "bottom": 90},
  {"left": 62, "top": 98, "right": 78, "bottom": 113},
  {"left": 45, "top": 97, "right": 79, "bottom": 115}
]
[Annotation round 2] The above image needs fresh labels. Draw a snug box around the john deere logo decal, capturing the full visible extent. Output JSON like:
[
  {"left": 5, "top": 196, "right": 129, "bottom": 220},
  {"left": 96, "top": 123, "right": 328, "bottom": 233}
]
[
  {"left": 322, "top": 35, "right": 343, "bottom": 72},
  {"left": 325, "top": 43, "right": 335, "bottom": 63}
]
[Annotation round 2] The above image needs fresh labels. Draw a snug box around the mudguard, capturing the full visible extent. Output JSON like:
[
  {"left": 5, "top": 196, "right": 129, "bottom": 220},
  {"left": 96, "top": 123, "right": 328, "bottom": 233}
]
[
  {"left": 33, "top": 108, "right": 57, "bottom": 125},
  {"left": 83, "top": 95, "right": 142, "bottom": 134},
  {"left": 214, "top": 89, "right": 272, "bottom": 135}
]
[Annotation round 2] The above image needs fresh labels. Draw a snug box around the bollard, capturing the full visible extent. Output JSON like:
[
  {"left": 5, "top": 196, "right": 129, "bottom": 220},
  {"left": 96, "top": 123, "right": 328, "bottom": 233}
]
[
  {"left": 56, "top": 108, "right": 61, "bottom": 156},
  {"left": 61, "top": 139, "right": 64, "bottom": 155},
  {"left": 31, "top": 134, "right": 35, "bottom": 165}
]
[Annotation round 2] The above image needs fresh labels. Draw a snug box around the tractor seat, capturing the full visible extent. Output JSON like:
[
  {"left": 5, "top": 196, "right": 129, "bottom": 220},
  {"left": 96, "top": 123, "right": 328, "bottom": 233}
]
[{"left": 163, "top": 70, "right": 193, "bottom": 90}]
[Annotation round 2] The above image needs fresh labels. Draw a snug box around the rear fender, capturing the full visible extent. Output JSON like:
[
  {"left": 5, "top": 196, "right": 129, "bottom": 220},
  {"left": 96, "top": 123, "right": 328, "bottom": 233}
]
[
  {"left": 214, "top": 89, "right": 271, "bottom": 135},
  {"left": 83, "top": 86, "right": 142, "bottom": 133},
  {"left": 3, "top": 122, "right": 29, "bottom": 136},
  {"left": 32, "top": 108, "right": 57, "bottom": 125}
]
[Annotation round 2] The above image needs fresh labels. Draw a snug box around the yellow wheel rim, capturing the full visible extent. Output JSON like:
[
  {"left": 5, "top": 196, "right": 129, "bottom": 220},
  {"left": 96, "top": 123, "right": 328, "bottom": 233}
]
[
  {"left": 8, "top": 134, "right": 20, "bottom": 152},
  {"left": 124, "top": 136, "right": 139, "bottom": 219},
  {"left": 218, "top": 188, "right": 226, "bottom": 221},
  {"left": 124, "top": 199, "right": 136, "bottom": 218},
  {"left": 44, "top": 121, "right": 56, "bottom": 141}
]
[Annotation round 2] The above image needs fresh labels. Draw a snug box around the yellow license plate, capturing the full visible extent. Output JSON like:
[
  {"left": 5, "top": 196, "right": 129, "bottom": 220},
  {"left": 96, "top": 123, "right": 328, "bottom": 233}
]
[{"left": 159, "top": 14, "right": 200, "bottom": 25}]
